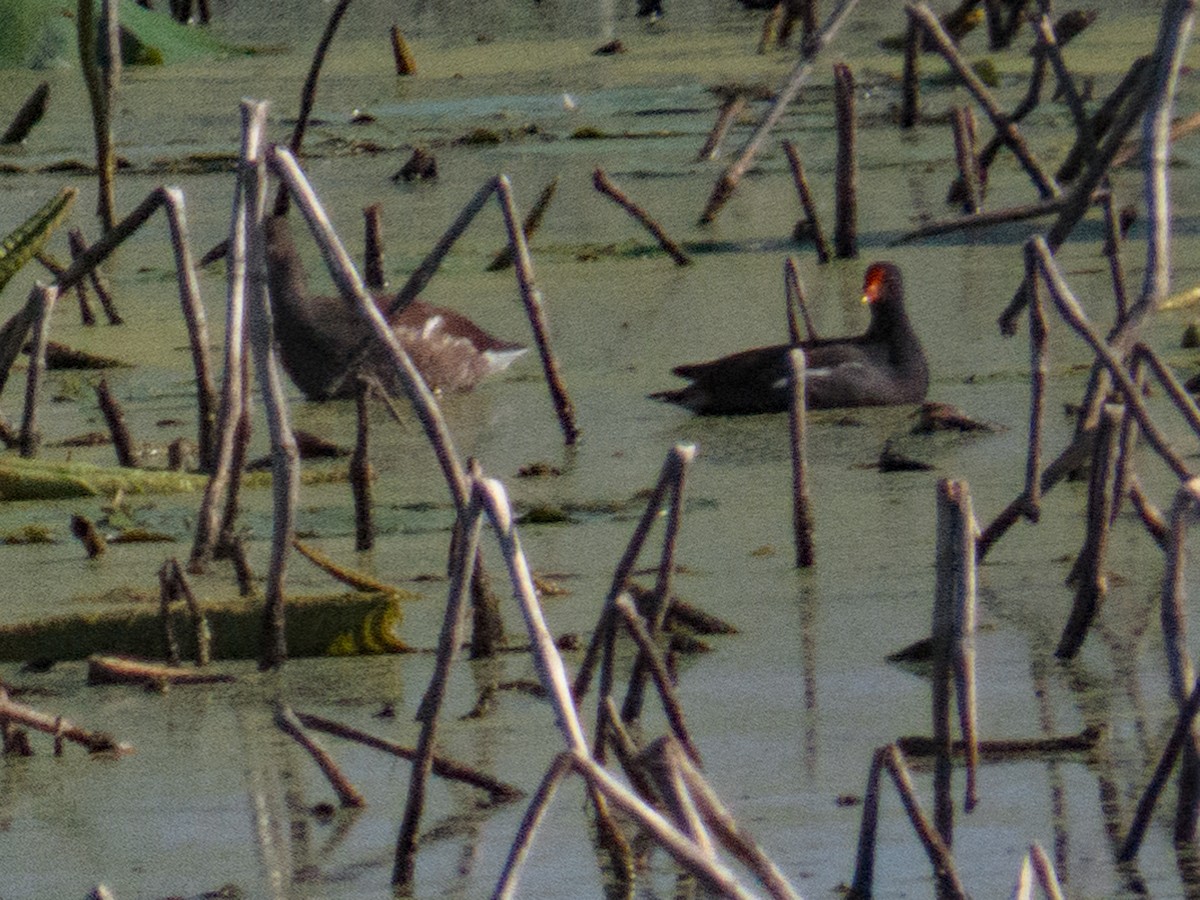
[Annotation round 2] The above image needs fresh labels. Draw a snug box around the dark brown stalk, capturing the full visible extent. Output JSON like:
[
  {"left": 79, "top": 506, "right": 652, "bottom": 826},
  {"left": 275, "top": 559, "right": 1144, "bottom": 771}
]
[
  {"left": 783, "top": 256, "right": 818, "bottom": 341},
  {"left": 901, "top": 11, "right": 920, "bottom": 128},
  {"left": 789, "top": 350, "right": 815, "bottom": 567},
  {"left": 272, "top": 0, "right": 355, "bottom": 218},
  {"left": 390, "top": 25, "right": 417, "bottom": 75},
  {"left": 352, "top": 379, "right": 374, "bottom": 551},
  {"left": 781, "top": 140, "right": 831, "bottom": 263},
  {"left": 882, "top": 745, "right": 968, "bottom": 898},
  {"left": 613, "top": 593, "right": 702, "bottom": 765},
  {"left": 492, "top": 753, "right": 573, "bottom": 898},
  {"left": 697, "top": 95, "right": 746, "bottom": 160},
  {"left": 908, "top": 2, "right": 1060, "bottom": 199},
  {"left": 469, "top": 548, "right": 504, "bottom": 658},
  {"left": 1099, "top": 188, "right": 1130, "bottom": 319},
  {"left": 832, "top": 62, "right": 857, "bottom": 259},
  {"left": 363, "top": 203, "right": 385, "bottom": 291},
  {"left": 635, "top": 738, "right": 714, "bottom": 854},
  {"left": 1024, "top": 243, "right": 1047, "bottom": 520},
  {"left": 495, "top": 176, "right": 580, "bottom": 445},
  {"left": 66, "top": 230, "right": 96, "bottom": 325},
  {"left": 1, "top": 82, "right": 50, "bottom": 145},
  {"left": 70, "top": 514, "right": 106, "bottom": 558},
  {"left": 274, "top": 704, "right": 366, "bottom": 808},
  {"left": 1055, "top": 406, "right": 1121, "bottom": 660},
  {"left": 1036, "top": 15, "right": 1096, "bottom": 172},
  {"left": 68, "top": 228, "right": 122, "bottom": 324},
  {"left": 700, "top": 0, "right": 860, "bottom": 224},
  {"left": 95, "top": 377, "right": 137, "bottom": 467},
  {"left": 1119, "top": 670, "right": 1200, "bottom": 861},
  {"left": 892, "top": 195, "right": 1068, "bottom": 246},
  {"left": 1056, "top": 56, "right": 1151, "bottom": 184},
  {"left": 77, "top": 0, "right": 118, "bottom": 231},
  {"left": 950, "top": 106, "right": 980, "bottom": 214},
  {"left": 18, "top": 285, "right": 56, "bottom": 458},
  {"left": 593, "top": 168, "right": 691, "bottom": 266},
  {"left": 487, "top": 176, "right": 558, "bottom": 271},
  {"left": 757, "top": 4, "right": 784, "bottom": 54},
  {"left": 158, "top": 560, "right": 182, "bottom": 665},
  {"left": 394, "top": 491, "right": 485, "bottom": 887}
]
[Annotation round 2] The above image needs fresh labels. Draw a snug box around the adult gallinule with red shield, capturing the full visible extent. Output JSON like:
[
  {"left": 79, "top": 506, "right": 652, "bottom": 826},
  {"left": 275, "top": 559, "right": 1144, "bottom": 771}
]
[
  {"left": 651, "top": 262, "right": 928, "bottom": 415},
  {"left": 264, "top": 215, "right": 526, "bottom": 400}
]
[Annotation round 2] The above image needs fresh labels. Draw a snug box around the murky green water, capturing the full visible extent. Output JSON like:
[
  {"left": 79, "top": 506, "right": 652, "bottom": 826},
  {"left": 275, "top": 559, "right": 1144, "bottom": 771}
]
[{"left": 1, "top": 0, "right": 1200, "bottom": 896}]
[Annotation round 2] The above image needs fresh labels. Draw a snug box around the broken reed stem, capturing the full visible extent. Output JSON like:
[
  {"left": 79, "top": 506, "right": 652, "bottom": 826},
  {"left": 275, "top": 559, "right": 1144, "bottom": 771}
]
[
  {"left": 781, "top": 140, "right": 831, "bottom": 263},
  {"left": 77, "top": 0, "right": 118, "bottom": 231},
  {"left": 1055, "top": 405, "right": 1122, "bottom": 659},
  {"left": 998, "top": 67, "right": 1153, "bottom": 333},
  {"left": 363, "top": 203, "right": 386, "bottom": 291},
  {"left": 394, "top": 493, "right": 485, "bottom": 887},
  {"left": 495, "top": 175, "right": 580, "bottom": 445},
  {"left": 573, "top": 446, "right": 694, "bottom": 702},
  {"left": 242, "top": 111, "right": 298, "bottom": 671},
  {"left": 940, "top": 481, "right": 979, "bottom": 814},
  {"left": 789, "top": 350, "right": 815, "bottom": 567},
  {"left": 71, "top": 513, "right": 106, "bottom": 558},
  {"left": 908, "top": 2, "right": 1059, "bottom": 200},
  {"left": 295, "top": 710, "right": 523, "bottom": 802},
  {"left": 697, "top": 95, "right": 745, "bottom": 160},
  {"left": 950, "top": 106, "right": 981, "bottom": 214},
  {"left": 161, "top": 187, "right": 218, "bottom": 472},
  {"left": 158, "top": 561, "right": 182, "bottom": 666},
  {"left": 1027, "top": 843, "right": 1067, "bottom": 900},
  {"left": 272, "top": 0, "right": 354, "bottom": 218},
  {"left": 352, "top": 379, "right": 374, "bottom": 551},
  {"left": 493, "top": 752, "right": 574, "bottom": 900},
  {"left": 757, "top": 4, "right": 784, "bottom": 54},
  {"left": 592, "top": 168, "right": 691, "bottom": 266},
  {"left": 486, "top": 176, "right": 558, "bottom": 272},
  {"left": 1057, "top": 56, "right": 1151, "bottom": 184},
  {"left": 65, "top": 230, "right": 95, "bottom": 325},
  {"left": 0, "top": 81, "right": 50, "bottom": 145},
  {"left": 0, "top": 691, "right": 130, "bottom": 754},
  {"left": 1024, "top": 243, "right": 1047, "bottom": 520},
  {"left": 1159, "top": 480, "right": 1200, "bottom": 841},
  {"left": 570, "top": 752, "right": 758, "bottom": 899},
  {"left": 637, "top": 738, "right": 715, "bottom": 856},
  {"left": 274, "top": 704, "right": 366, "bottom": 808},
  {"left": 883, "top": 744, "right": 968, "bottom": 898},
  {"left": 901, "top": 11, "right": 920, "bottom": 128},
  {"left": 269, "top": 147, "right": 471, "bottom": 510},
  {"left": 18, "top": 284, "right": 56, "bottom": 459},
  {"left": 1099, "top": 188, "right": 1130, "bottom": 319},
  {"left": 1036, "top": 15, "right": 1096, "bottom": 171},
  {"left": 620, "top": 444, "right": 694, "bottom": 722},
  {"left": 612, "top": 592, "right": 703, "bottom": 765},
  {"left": 1119, "top": 669, "right": 1200, "bottom": 861},
  {"left": 1140, "top": 0, "right": 1196, "bottom": 308},
  {"left": 832, "top": 62, "right": 858, "bottom": 259},
  {"left": 700, "top": 0, "right": 860, "bottom": 224},
  {"left": 191, "top": 101, "right": 266, "bottom": 572},
  {"left": 892, "top": 194, "right": 1068, "bottom": 246},
  {"left": 95, "top": 377, "right": 137, "bottom": 467},
  {"left": 783, "top": 256, "right": 818, "bottom": 342},
  {"left": 1031, "top": 237, "right": 1192, "bottom": 481},
  {"left": 671, "top": 740, "right": 804, "bottom": 900},
  {"left": 390, "top": 25, "right": 417, "bottom": 75}
]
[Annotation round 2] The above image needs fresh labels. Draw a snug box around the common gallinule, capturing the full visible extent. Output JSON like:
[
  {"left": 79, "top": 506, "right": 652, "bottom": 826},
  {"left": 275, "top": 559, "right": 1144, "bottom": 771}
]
[
  {"left": 651, "top": 261, "right": 928, "bottom": 415},
  {"left": 264, "top": 216, "right": 526, "bottom": 400}
]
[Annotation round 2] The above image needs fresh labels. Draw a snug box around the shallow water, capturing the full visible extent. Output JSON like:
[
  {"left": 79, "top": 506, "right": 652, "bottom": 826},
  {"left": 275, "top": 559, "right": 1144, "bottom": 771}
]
[{"left": 1, "top": 0, "right": 1200, "bottom": 897}]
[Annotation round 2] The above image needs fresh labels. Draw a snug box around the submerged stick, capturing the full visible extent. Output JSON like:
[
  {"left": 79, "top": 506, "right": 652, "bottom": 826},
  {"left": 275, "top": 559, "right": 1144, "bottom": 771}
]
[
  {"left": 950, "top": 106, "right": 981, "bottom": 214},
  {"left": 593, "top": 168, "right": 691, "bottom": 266}
]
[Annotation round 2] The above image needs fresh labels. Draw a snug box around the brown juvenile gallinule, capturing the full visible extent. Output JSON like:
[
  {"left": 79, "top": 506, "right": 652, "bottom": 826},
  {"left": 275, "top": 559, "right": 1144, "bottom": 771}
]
[
  {"left": 264, "top": 216, "right": 526, "bottom": 400},
  {"left": 651, "top": 261, "right": 928, "bottom": 415}
]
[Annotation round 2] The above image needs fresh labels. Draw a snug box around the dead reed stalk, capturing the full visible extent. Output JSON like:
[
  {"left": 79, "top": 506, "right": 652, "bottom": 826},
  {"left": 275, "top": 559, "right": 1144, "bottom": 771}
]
[
  {"left": 95, "top": 377, "right": 137, "bottom": 467},
  {"left": 783, "top": 256, "right": 818, "bottom": 341},
  {"left": 832, "top": 62, "right": 857, "bottom": 258},
  {"left": 781, "top": 140, "right": 831, "bottom": 263},
  {"left": 789, "top": 350, "right": 815, "bottom": 567},
  {"left": 592, "top": 168, "right": 692, "bottom": 266},
  {"left": 274, "top": 703, "right": 366, "bottom": 808},
  {"left": 18, "top": 284, "right": 56, "bottom": 458}
]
